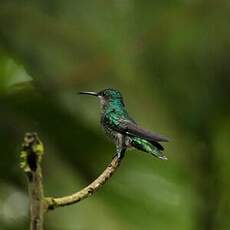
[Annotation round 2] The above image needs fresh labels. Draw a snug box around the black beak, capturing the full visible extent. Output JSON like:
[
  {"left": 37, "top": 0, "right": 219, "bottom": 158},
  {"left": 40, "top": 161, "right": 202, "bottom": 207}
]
[{"left": 78, "top": 91, "right": 98, "bottom": 96}]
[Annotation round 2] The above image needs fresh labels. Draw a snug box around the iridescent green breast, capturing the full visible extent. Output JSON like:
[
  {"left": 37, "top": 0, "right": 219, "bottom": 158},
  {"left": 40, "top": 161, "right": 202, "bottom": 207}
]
[
  {"left": 102, "top": 100, "right": 128, "bottom": 127},
  {"left": 100, "top": 100, "right": 127, "bottom": 140}
]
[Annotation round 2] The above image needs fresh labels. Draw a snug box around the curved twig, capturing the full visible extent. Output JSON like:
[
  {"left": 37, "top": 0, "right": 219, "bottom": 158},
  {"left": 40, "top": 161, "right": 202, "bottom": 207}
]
[
  {"left": 45, "top": 156, "right": 123, "bottom": 211},
  {"left": 20, "top": 132, "right": 124, "bottom": 228}
]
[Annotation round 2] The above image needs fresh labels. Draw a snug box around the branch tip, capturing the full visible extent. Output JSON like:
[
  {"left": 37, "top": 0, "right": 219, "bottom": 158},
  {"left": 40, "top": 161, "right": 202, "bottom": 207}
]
[{"left": 20, "top": 132, "right": 44, "bottom": 172}]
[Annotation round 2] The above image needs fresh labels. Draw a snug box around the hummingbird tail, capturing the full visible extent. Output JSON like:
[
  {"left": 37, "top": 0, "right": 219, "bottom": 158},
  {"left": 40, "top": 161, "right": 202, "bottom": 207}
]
[{"left": 130, "top": 137, "right": 167, "bottom": 160}]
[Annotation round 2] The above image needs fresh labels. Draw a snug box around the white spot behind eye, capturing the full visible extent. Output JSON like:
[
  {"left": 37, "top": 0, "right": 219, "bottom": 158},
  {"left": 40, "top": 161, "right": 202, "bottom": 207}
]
[{"left": 98, "top": 96, "right": 106, "bottom": 109}]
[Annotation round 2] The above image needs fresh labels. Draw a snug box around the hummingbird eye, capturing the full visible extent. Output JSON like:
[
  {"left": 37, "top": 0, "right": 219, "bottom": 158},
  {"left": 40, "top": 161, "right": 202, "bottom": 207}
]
[{"left": 100, "top": 91, "right": 106, "bottom": 97}]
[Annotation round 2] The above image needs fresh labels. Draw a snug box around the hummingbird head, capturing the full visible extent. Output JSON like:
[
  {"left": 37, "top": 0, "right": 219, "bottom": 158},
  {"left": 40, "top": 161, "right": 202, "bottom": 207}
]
[{"left": 79, "top": 88, "right": 124, "bottom": 107}]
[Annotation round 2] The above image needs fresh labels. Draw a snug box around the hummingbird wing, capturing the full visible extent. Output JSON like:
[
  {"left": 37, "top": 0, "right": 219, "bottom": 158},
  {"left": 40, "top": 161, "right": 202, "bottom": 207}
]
[
  {"left": 103, "top": 110, "right": 169, "bottom": 143},
  {"left": 118, "top": 119, "right": 169, "bottom": 142}
]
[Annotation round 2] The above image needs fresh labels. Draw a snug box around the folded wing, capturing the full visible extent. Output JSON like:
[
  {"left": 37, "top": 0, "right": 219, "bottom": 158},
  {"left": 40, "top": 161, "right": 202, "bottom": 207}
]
[
  {"left": 118, "top": 119, "right": 169, "bottom": 142},
  {"left": 105, "top": 112, "right": 169, "bottom": 143}
]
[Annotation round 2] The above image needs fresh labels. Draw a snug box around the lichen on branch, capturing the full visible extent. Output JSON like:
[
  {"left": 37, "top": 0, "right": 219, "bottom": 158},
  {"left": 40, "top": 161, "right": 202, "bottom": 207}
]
[
  {"left": 20, "top": 132, "right": 45, "bottom": 230},
  {"left": 20, "top": 132, "right": 44, "bottom": 173},
  {"left": 20, "top": 132, "right": 124, "bottom": 229}
]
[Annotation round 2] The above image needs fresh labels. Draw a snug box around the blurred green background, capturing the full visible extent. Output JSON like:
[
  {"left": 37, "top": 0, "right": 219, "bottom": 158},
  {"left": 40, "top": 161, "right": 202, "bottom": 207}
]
[{"left": 0, "top": 0, "right": 230, "bottom": 229}]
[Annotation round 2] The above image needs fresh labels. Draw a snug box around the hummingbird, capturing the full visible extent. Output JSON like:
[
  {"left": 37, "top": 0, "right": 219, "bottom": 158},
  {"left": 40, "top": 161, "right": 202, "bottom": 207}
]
[{"left": 79, "top": 88, "right": 169, "bottom": 160}]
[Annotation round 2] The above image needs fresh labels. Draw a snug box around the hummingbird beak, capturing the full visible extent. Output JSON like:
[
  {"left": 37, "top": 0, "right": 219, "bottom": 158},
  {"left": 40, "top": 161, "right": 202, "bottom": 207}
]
[{"left": 78, "top": 91, "right": 98, "bottom": 96}]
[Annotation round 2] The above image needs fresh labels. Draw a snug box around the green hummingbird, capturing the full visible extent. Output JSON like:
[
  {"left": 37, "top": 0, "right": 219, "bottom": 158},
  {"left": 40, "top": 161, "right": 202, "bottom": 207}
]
[{"left": 79, "top": 88, "right": 169, "bottom": 160}]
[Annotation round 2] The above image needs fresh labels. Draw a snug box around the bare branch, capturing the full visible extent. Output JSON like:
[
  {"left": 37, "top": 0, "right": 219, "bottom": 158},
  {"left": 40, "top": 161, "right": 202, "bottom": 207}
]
[
  {"left": 45, "top": 156, "right": 123, "bottom": 211},
  {"left": 20, "top": 132, "right": 124, "bottom": 227},
  {"left": 20, "top": 133, "right": 45, "bottom": 230}
]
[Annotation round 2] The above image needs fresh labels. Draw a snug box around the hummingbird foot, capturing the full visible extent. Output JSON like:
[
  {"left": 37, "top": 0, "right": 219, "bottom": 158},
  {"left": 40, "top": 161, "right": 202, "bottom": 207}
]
[{"left": 112, "top": 148, "right": 126, "bottom": 159}]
